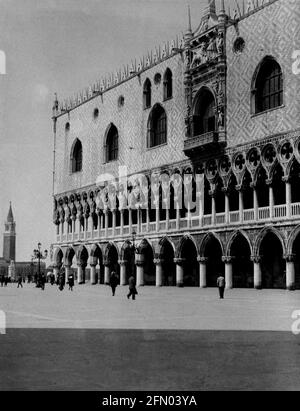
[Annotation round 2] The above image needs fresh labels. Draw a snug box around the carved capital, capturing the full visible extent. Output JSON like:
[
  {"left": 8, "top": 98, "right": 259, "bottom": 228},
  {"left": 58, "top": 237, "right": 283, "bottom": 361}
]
[
  {"left": 153, "top": 258, "right": 164, "bottom": 266},
  {"left": 174, "top": 258, "right": 185, "bottom": 266},
  {"left": 118, "top": 260, "right": 127, "bottom": 266},
  {"left": 197, "top": 256, "right": 208, "bottom": 263},
  {"left": 222, "top": 256, "right": 233, "bottom": 264},
  {"left": 284, "top": 254, "right": 295, "bottom": 263},
  {"left": 251, "top": 255, "right": 261, "bottom": 264}
]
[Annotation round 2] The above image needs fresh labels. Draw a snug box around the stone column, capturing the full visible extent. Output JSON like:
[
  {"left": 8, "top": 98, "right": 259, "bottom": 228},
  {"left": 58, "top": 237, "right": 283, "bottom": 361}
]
[
  {"left": 174, "top": 258, "right": 184, "bottom": 287},
  {"left": 267, "top": 180, "right": 274, "bottom": 219},
  {"left": 176, "top": 201, "right": 180, "bottom": 230},
  {"left": 285, "top": 177, "right": 291, "bottom": 219},
  {"left": 77, "top": 263, "right": 84, "bottom": 284},
  {"left": 104, "top": 209, "right": 108, "bottom": 238},
  {"left": 210, "top": 191, "right": 216, "bottom": 226},
  {"left": 224, "top": 188, "right": 230, "bottom": 225},
  {"left": 154, "top": 259, "right": 163, "bottom": 287},
  {"left": 146, "top": 207, "right": 150, "bottom": 232},
  {"left": 137, "top": 207, "right": 141, "bottom": 234},
  {"left": 129, "top": 208, "right": 132, "bottom": 234},
  {"left": 136, "top": 260, "right": 144, "bottom": 287},
  {"left": 72, "top": 217, "right": 76, "bottom": 234},
  {"left": 237, "top": 186, "right": 244, "bottom": 223},
  {"left": 285, "top": 254, "right": 295, "bottom": 291},
  {"left": 104, "top": 263, "right": 110, "bottom": 285},
  {"left": 118, "top": 260, "right": 127, "bottom": 286},
  {"left": 198, "top": 257, "right": 207, "bottom": 288},
  {"left": 84, "top": 216, "right": 88, "bottom": 240},
  {"left": 251, "top": 256, "right": 262, "bottom": 289},
  {"left": 198, "top": 187, "right": 204, "bottom": 228},
  {"left": 155, "top": 205, "right": 160, "bottom": 232},
  {"left": 53, "top": 266, "right": 59, "bottom": 281},
  {"left": 166, "top": 208, "right": 170, "bottom": 231},
  {"left": 98, "top": 212, "right": 102, "bottom": 238},
  {"left": 222, "top": 256, "right": 233, "bottom": 289},
  {"left": 120, "top": 209, "right": 124, "bottom": 236},
  {"left": 89, "top": 257, "right": 97, "bottom": 285},
  {"left": 65, "top": 265, "right": 71, "bottom": 283},
  {"left": 252, "top": 184, "right": 258, "bottom": 222},
  {"left": 112, "top": 210, "right": 116, "bottom": 237}
]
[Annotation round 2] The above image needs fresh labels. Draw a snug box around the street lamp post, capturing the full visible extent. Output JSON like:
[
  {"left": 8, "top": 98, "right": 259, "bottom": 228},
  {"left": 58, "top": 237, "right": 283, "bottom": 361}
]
[{"left": 32, "top": 242, "right": 48, "bottom": 286}]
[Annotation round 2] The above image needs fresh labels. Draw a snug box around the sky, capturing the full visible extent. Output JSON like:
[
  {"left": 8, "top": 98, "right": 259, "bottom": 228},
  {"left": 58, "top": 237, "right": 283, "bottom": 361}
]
[{"left": 0, "top": 0, "right": 239, "bottom": 263}]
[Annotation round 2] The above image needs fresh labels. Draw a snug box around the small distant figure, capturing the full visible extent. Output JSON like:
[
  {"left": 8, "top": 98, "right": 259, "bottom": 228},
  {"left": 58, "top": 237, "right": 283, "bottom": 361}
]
[
  {"left": 40, "top": 273, "right": 46, "bottom": 290},
  {"left": 58, "top": 274, "right": 65, "bottom": 291},
  {"left": 68, "top": 273, "right": 74, "bottom": 291},
  {"left": 17, "top": 275, "right": 23, "bottom": 288},
  {"left": 0, "top": 274, "right": 4, "bottom": 287},
  {"left": 110, "top": 271, "right": 119, "bottom": 296},
  {"left": 217, "top": 274, "right": 226, "bottom": 299},
  {"left": 4, "top": 275, "right": 8, "bottom": 287},
  {"left": 50, "top": 273, "right": 55, "bottom": 286},
  {"left": 127, "top": 276, "right": 138, "bottom": 300}
]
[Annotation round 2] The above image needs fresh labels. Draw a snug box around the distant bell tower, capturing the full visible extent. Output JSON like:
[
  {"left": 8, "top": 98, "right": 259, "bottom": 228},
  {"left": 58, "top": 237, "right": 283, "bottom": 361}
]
[{"left": 3, "top": 202, "right": 16, "bottom": 263}]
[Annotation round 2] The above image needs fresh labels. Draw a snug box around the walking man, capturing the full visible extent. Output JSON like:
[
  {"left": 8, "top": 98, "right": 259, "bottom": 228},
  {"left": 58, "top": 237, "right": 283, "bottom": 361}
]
[
  {"left": 68, "top": 272, "right": 74, "bottom": 291},
  {"left": 127, "top": 275, "right": 137, "bottom": 300},
  {"left": 217, "top": 273, "right": 226, "bottom": 299},
  {"left": 0, "top": 274, "right": 4, "bottom": 287},
  {"left": 40, "top": 272, "right": 46, "bottom": 290},
  {"left": 110, "top": 271, "right": 118, "bottom": 296},
  {"left": 17, "top": 275, "right": 23, "bottom": 288}
]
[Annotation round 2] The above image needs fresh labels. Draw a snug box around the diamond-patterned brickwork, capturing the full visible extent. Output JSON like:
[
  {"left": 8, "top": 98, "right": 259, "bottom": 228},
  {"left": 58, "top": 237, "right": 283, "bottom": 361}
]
[
  {"left": 54, "top": 56, "right": 187, "bottom": 195},
  {"left": 226, "top": 0, "right": 300, "bottom": 148}
]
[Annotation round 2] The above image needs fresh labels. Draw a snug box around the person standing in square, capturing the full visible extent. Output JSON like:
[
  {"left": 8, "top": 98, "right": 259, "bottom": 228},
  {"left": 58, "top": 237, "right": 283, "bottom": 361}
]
[{"left": 217, "top": 274, "right": 226, "bottom": 299}]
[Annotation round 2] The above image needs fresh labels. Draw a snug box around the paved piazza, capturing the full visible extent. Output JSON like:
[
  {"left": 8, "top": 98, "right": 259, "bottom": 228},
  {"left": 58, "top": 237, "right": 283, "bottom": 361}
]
[{"left": 0, "top": 284, "right": 300, "bottom": 390}]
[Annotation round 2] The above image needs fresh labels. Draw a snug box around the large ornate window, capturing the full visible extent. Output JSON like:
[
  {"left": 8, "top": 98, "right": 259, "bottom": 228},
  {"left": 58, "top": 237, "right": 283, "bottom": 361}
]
[
  {"left": 193, "top": 88, "right": 216, "bottom": 136},
  {"left": 106, "top": 124, "right": 119, "bottom": 162},
  {"left": 143, "top": 78, "right": 151, "bottom": 109},
  {"left": 70, "top": 139, "right": 82, "bottom": 173},
  {"left": 147, "top": 104, "right": 167, "bottom": 148},
  {"left": 253, "top": 57, "right": 283, "bottom": 114},
  {"left": 163, "top": 68, "right": 173, "bottom": 100}
]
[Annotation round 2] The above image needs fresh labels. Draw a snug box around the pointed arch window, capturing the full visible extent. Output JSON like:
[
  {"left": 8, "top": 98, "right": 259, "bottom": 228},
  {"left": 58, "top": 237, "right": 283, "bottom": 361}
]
[
  {"left": 147, "top": 104, "right": 167, "bottom": 148},
  {"left": 193, "top": 88, "right": 216, "bottom": 136},
  {"left": 106, "top": 124, "right": 119, "bottom": 162},
  {"left": 71, "top": 139, "right": 82, "bottom": 173},
  {"left": 143, "top": 78, "right": 151, "bottom": 109},
  {"left": 253, "top": 57, "right": 283, "bottom": 114},
  {"left": 163, "top": 68, "right": 173, "bottom": 100}
]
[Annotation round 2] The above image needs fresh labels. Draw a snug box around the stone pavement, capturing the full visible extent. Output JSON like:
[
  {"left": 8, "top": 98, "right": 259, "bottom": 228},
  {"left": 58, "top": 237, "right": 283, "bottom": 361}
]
[
  {"left": 0, "top": 284, "right": 300, "bottom": 391},
  {"left": 0, "top": 283, "right": 299, "bottom": 331}
]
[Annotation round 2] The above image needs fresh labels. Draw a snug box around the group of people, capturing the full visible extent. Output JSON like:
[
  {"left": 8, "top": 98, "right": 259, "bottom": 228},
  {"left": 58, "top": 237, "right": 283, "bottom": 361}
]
[
  {"left": 0, "top": 274, "right": 9, "bottom": 287},
  {"left": 3, "top": 269, "right": 226, "bottom": 300},
  {"left": 57, "top": 272, "right": 75, "bottom": 292},
  {"left": 109, "top": 271, "right": 138, "bottom": 300}
]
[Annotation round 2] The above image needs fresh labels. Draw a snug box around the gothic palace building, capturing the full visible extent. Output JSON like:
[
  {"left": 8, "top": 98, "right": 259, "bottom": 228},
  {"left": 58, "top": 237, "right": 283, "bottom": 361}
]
[{"left": 51, "top": 0, "right": 300, "bottom": 290}]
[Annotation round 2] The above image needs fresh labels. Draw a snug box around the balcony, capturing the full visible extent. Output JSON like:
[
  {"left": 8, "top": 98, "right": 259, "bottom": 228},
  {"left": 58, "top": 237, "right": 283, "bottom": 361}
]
[
  {"left": 54, "top": 202, "right": 300, "bottom": 245},
  {"left": 183, "top": 131, "right": 221, "bottom": 156}
]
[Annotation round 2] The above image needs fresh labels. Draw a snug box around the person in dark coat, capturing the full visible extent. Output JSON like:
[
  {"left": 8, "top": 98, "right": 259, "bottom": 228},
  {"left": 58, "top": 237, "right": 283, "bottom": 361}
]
[
  {"left": 4, "top": 275, "right": 8, "bottom": 287},
  {"left": 17, "top": 275, "right": 23, "bottom": 288},
  {"left": 110, "top": 271, "right": 119, "bottom": 296},
  {"left": 217, "top": 274, "right": 226, "bottom": 299},
  {"left": 0, "top": 274, "right": 4, "bottom": 287},
  {"left": 40, "top": 273, "right": 46, "bottom": 290},
  {"left": 50, "top": 273, "right": 55, "bottom": 285},
  {"left": 127, "top": 275, "right": 137, "bottom": 300},
  {"left": 58, "top": 273, "right": 65, "bottom": 291},
  {"left": 68, "top": 273, "right": 74, "bottom": 291}
]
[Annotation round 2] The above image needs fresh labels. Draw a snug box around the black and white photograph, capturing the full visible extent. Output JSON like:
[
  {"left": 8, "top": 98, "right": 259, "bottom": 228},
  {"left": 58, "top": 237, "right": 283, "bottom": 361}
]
[{"left": 0, "top": 0, "right": 300, "bottom": 396}]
